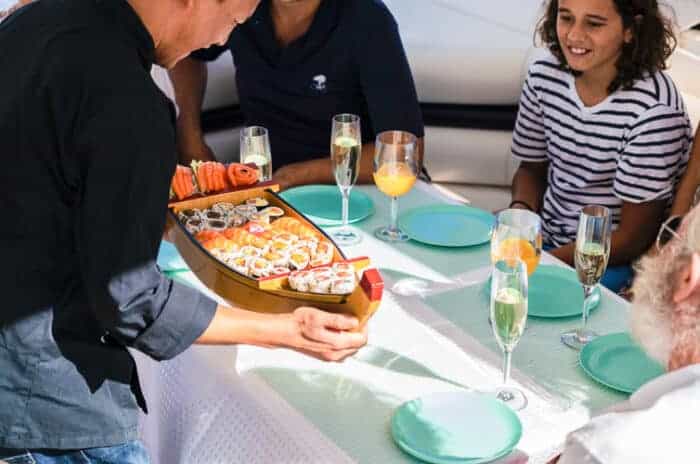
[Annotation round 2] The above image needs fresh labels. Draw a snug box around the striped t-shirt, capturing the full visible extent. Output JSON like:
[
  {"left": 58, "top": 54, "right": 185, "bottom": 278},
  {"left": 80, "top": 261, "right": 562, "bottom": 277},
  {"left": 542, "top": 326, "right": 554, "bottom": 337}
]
[{"left": 512, "top": 54, "right": 692, "bottom": 246}]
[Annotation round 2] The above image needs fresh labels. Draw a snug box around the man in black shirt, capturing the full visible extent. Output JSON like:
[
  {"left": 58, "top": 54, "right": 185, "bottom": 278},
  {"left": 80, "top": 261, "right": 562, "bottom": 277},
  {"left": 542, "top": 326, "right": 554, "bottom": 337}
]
[
  {"left": 170, "top": 0, "right": 425, "bottom": 189},
  {"left": 0, "top": 1, "right": 366, "bottom": 462}
]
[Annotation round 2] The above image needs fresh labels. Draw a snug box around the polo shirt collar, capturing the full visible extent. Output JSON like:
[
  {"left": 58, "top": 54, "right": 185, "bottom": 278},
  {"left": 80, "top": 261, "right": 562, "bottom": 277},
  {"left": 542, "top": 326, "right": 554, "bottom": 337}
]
[{"left": 252, "top": 0, "right": 340, "bottom": 67}]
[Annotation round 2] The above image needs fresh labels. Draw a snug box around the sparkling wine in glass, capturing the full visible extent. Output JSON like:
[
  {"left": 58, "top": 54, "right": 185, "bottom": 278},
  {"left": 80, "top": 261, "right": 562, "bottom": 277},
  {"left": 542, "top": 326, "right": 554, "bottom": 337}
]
[
  {"left": 240, "top": 126, "right": 272, "bottom": 182},
  {"left": 489, "top": 258, "right": 528, "bottom": 410},
  {"left": 329, "top": 114, "right": 362, "bottom": 246},
  {"left": 561, "top": 205, "right": 611, "bottom": 350},
  {"left": 373, "top": 131, "right": 418, "bottom": 242}
]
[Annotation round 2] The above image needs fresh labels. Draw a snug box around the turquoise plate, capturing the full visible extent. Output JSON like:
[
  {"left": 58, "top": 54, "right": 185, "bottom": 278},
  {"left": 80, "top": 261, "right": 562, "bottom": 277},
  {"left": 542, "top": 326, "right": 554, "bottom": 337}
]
[
  {"left": 398, "top": 205, "right": 495, "bottom": 247},
  {"left": 580, "top": 332, "right": 665, "bottom": 394},
  {"left": 279, "top": 185, "right": 374, "bottom": 226},
  {"left": 157, "top": 241, "right": 189, "bottom": 273},
  {"left": 528, "top": 265, "right": 601, "bottom": 318},
  {"left": 391, "top": 391, "right": 522, "bottom": 463}
]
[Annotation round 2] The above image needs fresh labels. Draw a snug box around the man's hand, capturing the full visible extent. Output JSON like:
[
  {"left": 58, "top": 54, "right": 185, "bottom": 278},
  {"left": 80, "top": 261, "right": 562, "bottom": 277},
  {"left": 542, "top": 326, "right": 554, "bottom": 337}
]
[
  {"left": 284, "top": 307, "right": 368, "bottom": 362},
  {"left": 176, "top": 123, "right": 216, "bottom": 165},
  {"left": 271, "top": 164, "right": 302, "bottom": 191}
]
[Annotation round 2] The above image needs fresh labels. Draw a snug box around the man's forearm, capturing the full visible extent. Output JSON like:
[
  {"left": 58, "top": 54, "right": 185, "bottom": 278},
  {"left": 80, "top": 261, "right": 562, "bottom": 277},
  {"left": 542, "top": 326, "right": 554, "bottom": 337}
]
[
  {"left": 169, "top": 57, "right": 207, "bottom": 132},
  {"left": 196, "top": 304, "right": 289, "bottom": 347}
]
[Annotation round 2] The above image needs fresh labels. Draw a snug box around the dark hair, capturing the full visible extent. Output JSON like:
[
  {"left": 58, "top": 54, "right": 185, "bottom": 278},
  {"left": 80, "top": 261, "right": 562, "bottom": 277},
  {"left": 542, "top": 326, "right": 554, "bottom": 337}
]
[{"left": 536, "top": 0, "right": 677, "bottom": 93}]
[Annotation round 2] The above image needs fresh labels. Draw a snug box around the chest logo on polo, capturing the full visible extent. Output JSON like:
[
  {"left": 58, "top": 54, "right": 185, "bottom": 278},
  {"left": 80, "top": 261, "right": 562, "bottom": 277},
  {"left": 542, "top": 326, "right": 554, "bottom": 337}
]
[{"left": 311, "top": 74, "right": 327, "bottom": 93}]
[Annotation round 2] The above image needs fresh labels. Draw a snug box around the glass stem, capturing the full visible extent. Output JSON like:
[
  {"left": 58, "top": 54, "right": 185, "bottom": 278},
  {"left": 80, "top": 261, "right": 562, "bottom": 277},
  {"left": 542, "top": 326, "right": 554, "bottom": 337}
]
[
  {"left": 390, "top": 196, "right": 399, "bottom": 232},
  {"left": 502, "top": 349, "right": 512, "bottom": 385},
  {"left": 341, "top": 189, "right": 350, "bottom": 230},
  {"left": 581, "top": 285, "right": 593, "bottom": 331}
]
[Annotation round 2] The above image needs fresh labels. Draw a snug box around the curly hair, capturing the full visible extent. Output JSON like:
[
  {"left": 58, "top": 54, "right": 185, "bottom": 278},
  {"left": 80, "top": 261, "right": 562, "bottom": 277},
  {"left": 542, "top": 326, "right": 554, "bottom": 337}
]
[{"left": 536, "top": 0, "right": 677, "bottom": 93}]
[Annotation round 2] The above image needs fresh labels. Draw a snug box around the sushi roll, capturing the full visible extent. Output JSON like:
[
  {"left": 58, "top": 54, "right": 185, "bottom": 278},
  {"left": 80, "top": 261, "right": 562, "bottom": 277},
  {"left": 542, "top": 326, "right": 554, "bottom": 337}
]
[
  {"left": 248, "top": 257, "right": 272, "bottom": 278},
  {"left": 309, "top": 266, "right": 333, "bottom": 280},
  {"left": 235, "top": 204, "right": 259, "bottom": 218},
  {"left": 185, "top": 218, "right": 204, "bottom": 234},
  {"left": 204, "top": 209, "right": 225, "bottom": 221},
  {"left": 228, "top": 255, "right": 250, "bottom": 276},
  {"left": 227, "top": 213, "right": 247, "bottom": 228},
  {"left": 289, "top": 250, "right": 310, "bottom": 270},
  {"left": 297, "top": 239, "right": 318, "bottom": 256},
  {"left": 246, "top": 197, "right": 269, "bottom": 208},
  {"left": 240, "top": 245, "right": 261, "bottom": 258},
  {"left": 272, "top": 231, "right": 298, "bottom": 245},
  {"left": 260, "top": 206, "right": 285, "bottom": 218},
  {"left": 310, "top": 254, "right": 333, "bottom": 268},
  {"left": 332, "top": 262, "right": 355, "bottom": 274},
  {"left": 330, "top": 278, "right": 356, "bottom": 295},
  {"left": 263, "top": 251, "right": 289, "bottom": 268},
  {"left": 289, "top": 270, "right": 312, "bottom": 292},
  {"left": 309, "top": 275, "right": 333, "bottom": 294},
  {"left": 206, "top": 219, "right": 228, "bottom": 232},
  {"left": 334, "top": 270, "right": 356, "bottom": 282},
  {"left": 267, "top": 239, "right": 292, "bottom": 255},
  {"left": 212, "top": 202, "right": 236, "bottom": 215},
  {"left": 178, "top": 209, "right": 201, "bottom": 223},
  {"left": 248, "top": 212, "right": 270, "bottom": 225},
  {"left": 315, "top": 241, "right": 334, "bottom": 261}
]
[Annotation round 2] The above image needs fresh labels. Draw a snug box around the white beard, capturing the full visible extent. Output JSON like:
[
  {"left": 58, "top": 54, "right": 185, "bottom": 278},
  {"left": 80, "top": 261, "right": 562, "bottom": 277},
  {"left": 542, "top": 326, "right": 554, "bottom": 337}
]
[
  {"left": 629, "top": 252, "right": 676, "bottom": 367},
  {"left": 629, "top": 298, "right": 673, "bottom": 367}
]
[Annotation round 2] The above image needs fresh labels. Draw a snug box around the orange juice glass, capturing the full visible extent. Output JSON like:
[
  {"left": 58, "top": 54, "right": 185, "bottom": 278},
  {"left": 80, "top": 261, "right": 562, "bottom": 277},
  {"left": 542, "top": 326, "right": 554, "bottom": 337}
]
[
  {"left": 490, "top": 209, "right": 542, "bottom": 276},
  {"left": 373, "top": 131, "right": 418, "bottom": 242}
]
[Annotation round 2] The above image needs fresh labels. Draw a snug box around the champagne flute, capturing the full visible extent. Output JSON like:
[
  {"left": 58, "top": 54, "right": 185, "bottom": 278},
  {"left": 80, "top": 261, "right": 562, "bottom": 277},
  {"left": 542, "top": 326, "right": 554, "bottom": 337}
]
[
  {"left": 329, "top": 114, "right": 362, "bottom": 246},
  {"left": 373, "top": 131, "right": 418, "bottom": 242},
  {"left": 490, "top": 209, "right": 542, "bottom": 276},
  {"left": 240, "top": 126, "right": 272, "bottom": 182},
  {"left": 561, "top": 205, "right": 611, "bottom": 350},
  {"left": 489, "top": 258, "right": 529, "bottom": 410}
]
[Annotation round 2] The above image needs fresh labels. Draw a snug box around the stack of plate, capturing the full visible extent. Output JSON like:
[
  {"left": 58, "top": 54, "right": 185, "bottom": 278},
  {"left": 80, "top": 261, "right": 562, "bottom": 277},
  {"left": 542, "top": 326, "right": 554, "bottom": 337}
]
[{"left": 391, "top": 391, "right": 522, "bottom": 463}]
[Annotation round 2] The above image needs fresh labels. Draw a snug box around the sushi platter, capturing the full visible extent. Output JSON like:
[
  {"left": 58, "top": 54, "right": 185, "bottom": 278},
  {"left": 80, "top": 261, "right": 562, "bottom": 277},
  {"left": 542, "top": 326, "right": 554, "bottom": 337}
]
[{"left": 165, "top": 162, "right": 383, "bottom": 328}]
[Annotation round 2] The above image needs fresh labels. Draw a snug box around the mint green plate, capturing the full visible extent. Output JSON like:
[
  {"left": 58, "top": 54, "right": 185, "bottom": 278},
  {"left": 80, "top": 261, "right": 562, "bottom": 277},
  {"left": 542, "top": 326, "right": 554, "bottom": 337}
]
[
  {"left": 279, "top": 185, "right": 374, "bottom": 226},
  {"left": 391, "top": 391, "right": 522, "bottom": 463},
  {"left": 398, "top": 205, "right": 495, "bottom": 247},
  {"left": 580, "top": 332, "right": 665, "bottom": 394},
  {"left": 528, "top": 265, "right": 601, "bottom": 318}
]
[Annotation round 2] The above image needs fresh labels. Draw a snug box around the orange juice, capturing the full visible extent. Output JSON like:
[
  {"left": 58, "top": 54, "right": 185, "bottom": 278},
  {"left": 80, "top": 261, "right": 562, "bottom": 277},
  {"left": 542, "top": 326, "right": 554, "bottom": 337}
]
[
  {"left": 373, "top": 162, "right": 416, "bottom": 197},
  {"left": 492, "top": 237, "right": 540, "bottom": 275}
]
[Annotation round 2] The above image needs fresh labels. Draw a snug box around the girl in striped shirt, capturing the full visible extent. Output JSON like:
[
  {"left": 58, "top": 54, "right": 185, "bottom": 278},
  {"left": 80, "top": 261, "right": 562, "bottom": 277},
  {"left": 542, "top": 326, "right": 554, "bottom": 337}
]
[{"left": 510, "top": 0, "right": 691, "bottom": 292}]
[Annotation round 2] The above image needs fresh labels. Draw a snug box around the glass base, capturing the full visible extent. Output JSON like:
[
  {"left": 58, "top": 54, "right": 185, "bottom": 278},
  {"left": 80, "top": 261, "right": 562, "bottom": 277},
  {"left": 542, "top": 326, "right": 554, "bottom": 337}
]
[
  {"left": 561, "top": 328, "right": 598, "bottom": 350},
  {"left": 484, "top": 386, "right": 528, "bottom": 410},
  {"left": 374, "top": 226, "right": 409, "bottom": 242},
  {"left": 329, "top": 228, "right": 362, "bottom": 246}
]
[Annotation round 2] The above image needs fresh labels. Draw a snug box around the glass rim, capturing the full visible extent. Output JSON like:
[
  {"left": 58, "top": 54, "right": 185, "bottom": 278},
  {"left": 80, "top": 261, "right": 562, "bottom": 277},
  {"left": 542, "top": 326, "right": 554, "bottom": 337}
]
[
  {"left": 332, "top": 113, "right": 360, "bottom": 124},
  {"left": 241, "top": 126, "right": 268, "bottom": 137},
  {"left": 496, "top": 208, "right": 541, "bottom": 230},
  {"left": 376, "top": 130, "right": 418, "bottom": 146},
  {"left": 581, "top": 204, "right": 610, "bottom": 218}
]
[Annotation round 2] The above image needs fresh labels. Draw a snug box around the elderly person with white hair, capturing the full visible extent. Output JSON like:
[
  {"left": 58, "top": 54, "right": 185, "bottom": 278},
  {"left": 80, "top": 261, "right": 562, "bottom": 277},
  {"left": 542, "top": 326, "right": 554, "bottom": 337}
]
[{"left": 551, "top": 205, "right": 700, "bottom": 463}]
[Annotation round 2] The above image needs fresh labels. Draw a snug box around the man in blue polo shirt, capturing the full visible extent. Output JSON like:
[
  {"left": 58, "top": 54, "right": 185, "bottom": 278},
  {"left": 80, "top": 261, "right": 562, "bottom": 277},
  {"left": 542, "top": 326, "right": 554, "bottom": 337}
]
[{"left": 170, "top": 0, "right": 425, "bottom": 189}]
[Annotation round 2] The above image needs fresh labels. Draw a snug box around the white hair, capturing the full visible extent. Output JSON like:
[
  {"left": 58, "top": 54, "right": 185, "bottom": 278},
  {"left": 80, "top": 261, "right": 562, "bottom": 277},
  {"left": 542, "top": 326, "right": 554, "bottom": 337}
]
[{"left": 629, "top": 208, "right": 700, "bottom": 367}]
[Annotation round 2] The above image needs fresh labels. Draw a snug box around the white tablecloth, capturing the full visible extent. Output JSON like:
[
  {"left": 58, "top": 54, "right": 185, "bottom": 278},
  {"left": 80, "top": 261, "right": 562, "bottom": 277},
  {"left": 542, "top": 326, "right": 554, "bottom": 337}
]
[{"left": 138, "top": 182, "right": 631, "bottom": 463}]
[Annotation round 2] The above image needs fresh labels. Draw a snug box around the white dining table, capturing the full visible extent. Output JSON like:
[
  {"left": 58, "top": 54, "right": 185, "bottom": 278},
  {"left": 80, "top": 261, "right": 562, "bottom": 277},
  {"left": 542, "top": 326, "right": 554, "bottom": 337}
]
[{"left": 135, "top": 181, "right": 631, "bottom": 464}]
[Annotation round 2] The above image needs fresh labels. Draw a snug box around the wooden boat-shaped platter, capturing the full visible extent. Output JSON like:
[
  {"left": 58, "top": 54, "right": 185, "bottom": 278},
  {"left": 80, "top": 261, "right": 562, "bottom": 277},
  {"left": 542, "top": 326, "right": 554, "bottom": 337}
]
[{"left": 165, "top": 183, "right": 383, "bottom": 328}]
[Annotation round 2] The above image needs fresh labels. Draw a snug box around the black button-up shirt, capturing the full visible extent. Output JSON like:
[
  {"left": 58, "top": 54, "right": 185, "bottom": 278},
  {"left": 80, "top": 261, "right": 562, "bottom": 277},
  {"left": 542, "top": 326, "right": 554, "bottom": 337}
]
[
  {"left": 194, "top": 0, "right": 424, "bottom": 169},
  {"left": 0, "top": 0, "right": 216, "bottom": 449}
]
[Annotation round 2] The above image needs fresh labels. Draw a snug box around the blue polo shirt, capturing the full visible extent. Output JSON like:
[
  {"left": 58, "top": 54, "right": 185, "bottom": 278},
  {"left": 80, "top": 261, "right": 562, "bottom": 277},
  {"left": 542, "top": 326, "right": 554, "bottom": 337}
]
[{"left": 193, "top": 0, "right": 424, "bottom": 169}]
